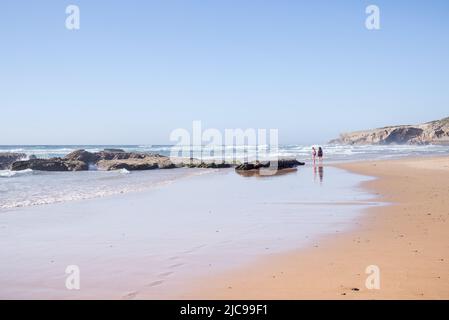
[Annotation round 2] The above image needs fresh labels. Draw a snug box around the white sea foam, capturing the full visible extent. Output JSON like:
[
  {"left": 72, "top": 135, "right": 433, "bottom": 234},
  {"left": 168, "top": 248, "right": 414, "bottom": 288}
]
[
  {"left": 0, "top": 168, "right": 214, "bottom": 210},
  {"left": 0, "top": 169, "right": 33, "bottom": 178}
]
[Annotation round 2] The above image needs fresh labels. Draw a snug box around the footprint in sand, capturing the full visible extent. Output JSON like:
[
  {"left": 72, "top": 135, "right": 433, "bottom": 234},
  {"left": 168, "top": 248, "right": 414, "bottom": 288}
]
[
  {"left": 123, "top": 291, "right": 138, "bottom": 300},
  {"left": 143, "top": 268, "right": 176, "bottom": 290},
  {"left": 146, "top": 280, "right": 164, "bottom": 287},
  {"left": 168, "top": 262, "right": 185, "bottom": 269},
  {"left": 181, "top": 244, "right": 207, "bottom": 254},
  {"left": 158, "top": 271, "right": 174, "bottom": 277}
]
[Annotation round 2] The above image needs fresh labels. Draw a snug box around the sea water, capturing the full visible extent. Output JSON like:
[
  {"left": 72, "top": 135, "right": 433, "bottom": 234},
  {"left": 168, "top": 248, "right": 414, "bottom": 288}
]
[{"left": 1, "top": 144, "right": 448, "bottom": 209}]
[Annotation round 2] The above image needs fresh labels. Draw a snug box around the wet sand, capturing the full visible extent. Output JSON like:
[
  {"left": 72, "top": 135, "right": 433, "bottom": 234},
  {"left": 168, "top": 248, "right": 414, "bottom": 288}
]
[
  {"left": 0, "top": 165, "right": 372, "bottom": 299},
  {"left": 184, "top": 156, "right": 449, "bottom": 299}
]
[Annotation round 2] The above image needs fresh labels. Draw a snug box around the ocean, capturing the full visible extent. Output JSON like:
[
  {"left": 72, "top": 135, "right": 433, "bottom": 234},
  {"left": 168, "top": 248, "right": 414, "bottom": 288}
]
[
  {"left": 2, "top": 144, "right": 449, "bottom": 162},
  {"left": 1, "top": 144, "right": 449, "bottom": 210}
]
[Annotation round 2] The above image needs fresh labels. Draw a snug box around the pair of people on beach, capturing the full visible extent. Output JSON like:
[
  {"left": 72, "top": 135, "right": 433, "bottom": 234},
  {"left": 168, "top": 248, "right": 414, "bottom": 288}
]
[{"left": 312, "top": 146, "right": 323, "bottom": 163}]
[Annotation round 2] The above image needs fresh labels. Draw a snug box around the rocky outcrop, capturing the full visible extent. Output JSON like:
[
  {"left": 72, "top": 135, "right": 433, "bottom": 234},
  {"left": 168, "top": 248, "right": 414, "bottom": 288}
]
[
  {"left": 235, "top": 159, "right": 305, "bottom": 171},
  {"left": 11, "top": 158, "right": 88, "bottom": 171},
  {"left": 235, "top": 161, "right": 270, "bottom": 171},
  {"left": 97, "top": 155, "right": 176, "bottom": 171},
  {"left": 11, "top": 149, "right": 235, "bottom": 172},
  {"left": 12, "top": 149, "right": 169, "bottom": 172},
  {"left": 63, "top": 149, "right": 152, "bottom": 163},
  {"left": 96, "top": 159, "right": 159, "bottom": 171},
  {"left": 64, "top": 149, "right": 99, "bottom": 164},
  {"left": 330, "top": 116, "right": 449, "bottom": 145},
  {"left": 11, "top": 148, "right": 306, "bottom": 172},
  {"left": 276, "top": 159, "right": 306, "bottom": 169},
  {"left": 97, "top": 158, "right": 233, "bottom": 171},
  {"left": 0, "top": 153, "right": 27, "bottom": 170},
  {"left": 196, "top": 162, "right": 232, "bottom": 169},
  {"left": 94, "top": 151, "right": 150, "bottom": 161}
]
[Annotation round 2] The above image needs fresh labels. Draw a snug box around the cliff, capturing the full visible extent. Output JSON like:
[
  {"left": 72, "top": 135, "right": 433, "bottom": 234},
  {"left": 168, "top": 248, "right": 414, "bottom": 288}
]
[{"left": 329, "top": 117, "right": 449, "bottom": 145}]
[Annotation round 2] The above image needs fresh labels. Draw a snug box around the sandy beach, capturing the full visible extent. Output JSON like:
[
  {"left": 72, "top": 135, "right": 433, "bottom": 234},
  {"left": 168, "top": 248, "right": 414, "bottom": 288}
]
[
  {"left": 185, "top": 156, "right": 449, "bottom": 299},
  {"left": 1, "top": 155, "right": 449, "bottom": 299},
  {"left": 0, "top": 164, "right": 372, "bottom": 299}
]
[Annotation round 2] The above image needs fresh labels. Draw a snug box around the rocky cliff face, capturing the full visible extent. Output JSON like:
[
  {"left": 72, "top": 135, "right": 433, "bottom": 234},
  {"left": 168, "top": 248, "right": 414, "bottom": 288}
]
[{"left": 329, "top": 117, "right": 449, "bottom": 145}]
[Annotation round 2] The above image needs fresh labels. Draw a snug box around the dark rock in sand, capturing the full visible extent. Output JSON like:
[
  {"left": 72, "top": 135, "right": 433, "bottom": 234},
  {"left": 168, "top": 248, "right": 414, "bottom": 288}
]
[
  {"left": 235, "top": 161, "right": 270, "bottom": 170},
  {"left": 276, "top": 159, "right": 305, "bottom": 170},
  {"left": 189, "top": 161, "right": 232, "bottom": 169},
  {"left": 215, "top": 162, "right": 232, "bottom": 168},
  {"left": 235, "top": 163, "right": 256, "bottom": 171},
  {"left": 103, "top": 148, "right": 125, "bottom": 153},
  {"left": 11, "top": 158, "right": 88, "bottom": 171},
  {"left": 0, "top": 152, "right": 27, "bottom": 170},
  {"left": 198, "top": 162, "right": 215, "bottom": 168}
]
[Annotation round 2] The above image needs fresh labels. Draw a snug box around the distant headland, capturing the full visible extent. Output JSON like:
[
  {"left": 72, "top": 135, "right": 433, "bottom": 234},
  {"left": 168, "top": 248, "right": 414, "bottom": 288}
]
[{"left": 330, "top": 116, "right": 449, "bottom": 145}]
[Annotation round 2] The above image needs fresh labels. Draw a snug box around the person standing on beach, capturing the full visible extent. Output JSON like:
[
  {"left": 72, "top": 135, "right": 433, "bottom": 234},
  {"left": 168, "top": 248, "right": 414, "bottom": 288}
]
[
  {"left": 317, "top": 146, "right": 323, "bottom": 162},
  {"left": 312, "top": 147, "right": 317, "bottom": 164}
]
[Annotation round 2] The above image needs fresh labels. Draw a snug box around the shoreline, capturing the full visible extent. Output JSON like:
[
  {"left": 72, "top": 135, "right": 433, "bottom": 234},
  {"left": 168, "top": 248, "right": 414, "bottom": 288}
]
[{"left": 182, "top": 156, "right": 449, "bottom": 299}]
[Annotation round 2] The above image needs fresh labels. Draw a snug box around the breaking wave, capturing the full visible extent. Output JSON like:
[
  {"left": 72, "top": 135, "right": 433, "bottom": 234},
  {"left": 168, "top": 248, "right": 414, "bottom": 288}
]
[{"left": 0, "top": 169, "right": 34, "bottom": 178}]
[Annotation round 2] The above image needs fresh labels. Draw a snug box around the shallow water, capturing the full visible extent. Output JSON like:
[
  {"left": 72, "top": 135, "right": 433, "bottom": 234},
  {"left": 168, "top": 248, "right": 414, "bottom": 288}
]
[
  {"left": 0, "top": 168, "right": 210, "bottom": 209},
  {"left": 1, "top": 143, "right": 448, "bottom": 210},
  {"left": 0, "top": 165, "right": 378, "bottom": 299}
]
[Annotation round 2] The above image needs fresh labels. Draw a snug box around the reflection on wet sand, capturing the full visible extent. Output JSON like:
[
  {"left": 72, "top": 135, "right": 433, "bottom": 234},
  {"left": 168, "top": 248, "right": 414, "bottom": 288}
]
[
  {"left": 235, "top": 168, "right": 298, "bottom": 178},
  {"left": 319, "top": 165, "right": 324, "bottom": 183},
  {"left": 314, "top": 165, "right": 324, "bottom": 183}
]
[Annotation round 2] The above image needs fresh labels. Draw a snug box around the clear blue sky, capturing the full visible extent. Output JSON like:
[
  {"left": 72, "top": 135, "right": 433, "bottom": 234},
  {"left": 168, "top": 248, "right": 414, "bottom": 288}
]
[{"left": 1, "top": 0, "right": 448, "bottom": 145}]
